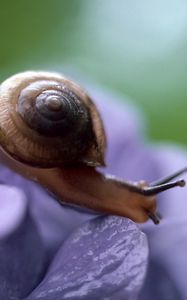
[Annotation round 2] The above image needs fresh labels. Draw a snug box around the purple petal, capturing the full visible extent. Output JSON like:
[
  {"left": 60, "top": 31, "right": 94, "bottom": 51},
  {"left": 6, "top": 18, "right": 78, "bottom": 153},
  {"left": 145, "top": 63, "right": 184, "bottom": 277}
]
[
  {"left": 0, "top": 185, "right": 46, "bottom": 299},
  {"left": 27, "top": 216, "right": 148, "bottom": 300},
  {"left": 140, "top": 259, "right": 181, "bottom": 300},
  {"left": 143, "top": 218, "right": 187, "bottom": 299},
  {"left": 0, "top": 185, "right": 27, "bottom": 239},
  {"left": 89, "top": 87, "right": 187, "bottom": 297},
  {"left": 0, "top": 164, "right": 97, "bottom": 257}
]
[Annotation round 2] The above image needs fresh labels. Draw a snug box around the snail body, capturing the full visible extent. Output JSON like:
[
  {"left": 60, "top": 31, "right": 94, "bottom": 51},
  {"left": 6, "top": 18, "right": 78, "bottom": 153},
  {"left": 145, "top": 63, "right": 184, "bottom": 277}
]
[{"left": 0, "top": 71, "right": 185, "bottom": 224}]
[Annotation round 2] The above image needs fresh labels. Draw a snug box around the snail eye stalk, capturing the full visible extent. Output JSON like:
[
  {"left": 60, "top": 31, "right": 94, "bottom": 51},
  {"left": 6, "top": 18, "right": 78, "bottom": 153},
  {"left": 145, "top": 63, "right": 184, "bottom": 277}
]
[{"left": 150, "top": 167, "right": 187, "bottom": 186}]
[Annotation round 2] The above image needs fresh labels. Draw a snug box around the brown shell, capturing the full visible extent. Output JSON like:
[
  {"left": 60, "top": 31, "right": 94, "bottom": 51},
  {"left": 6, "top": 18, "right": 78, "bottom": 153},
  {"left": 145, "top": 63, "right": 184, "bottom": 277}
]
[{"left": 0, "top": 71, "right": 106, "bottom": 168}]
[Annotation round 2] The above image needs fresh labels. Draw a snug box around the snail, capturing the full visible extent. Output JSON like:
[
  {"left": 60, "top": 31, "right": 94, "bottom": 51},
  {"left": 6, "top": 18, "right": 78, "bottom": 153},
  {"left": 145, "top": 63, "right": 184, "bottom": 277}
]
[{"left": 0, "top": 71, "right": 186, "bottom": 224}]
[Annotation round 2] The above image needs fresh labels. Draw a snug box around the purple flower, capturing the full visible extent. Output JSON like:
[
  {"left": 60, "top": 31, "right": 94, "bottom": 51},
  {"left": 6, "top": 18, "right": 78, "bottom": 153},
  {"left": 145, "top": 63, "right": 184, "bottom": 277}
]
[{"left": 0, "top": 84, "right": 187, "bottom": 299}]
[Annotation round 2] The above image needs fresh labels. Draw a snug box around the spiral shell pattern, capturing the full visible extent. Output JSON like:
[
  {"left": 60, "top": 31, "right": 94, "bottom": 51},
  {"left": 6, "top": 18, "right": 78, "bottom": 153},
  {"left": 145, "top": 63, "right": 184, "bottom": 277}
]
[
  {"left": 0, "top": 71, "right": 106, "bottom": 167},
  {"left": 17, "top": 80, "right": 89, "bottom": 136}
]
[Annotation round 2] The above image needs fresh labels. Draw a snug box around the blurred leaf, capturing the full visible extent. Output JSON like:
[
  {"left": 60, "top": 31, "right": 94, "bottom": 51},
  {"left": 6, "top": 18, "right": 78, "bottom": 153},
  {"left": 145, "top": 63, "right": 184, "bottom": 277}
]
[{"left": 0, "top": 0, "right": 187, "bottom": 144}]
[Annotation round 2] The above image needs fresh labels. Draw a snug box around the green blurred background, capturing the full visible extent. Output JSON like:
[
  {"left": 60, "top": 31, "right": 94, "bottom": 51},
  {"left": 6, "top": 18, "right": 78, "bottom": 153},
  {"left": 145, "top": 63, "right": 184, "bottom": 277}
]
[{"left": 0, "top": 0, "right": 187, "bottom": 143}]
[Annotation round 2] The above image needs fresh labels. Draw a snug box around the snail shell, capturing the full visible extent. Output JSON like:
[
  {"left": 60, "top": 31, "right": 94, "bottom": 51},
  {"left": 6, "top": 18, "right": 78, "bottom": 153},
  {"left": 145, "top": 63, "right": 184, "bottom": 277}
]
[{"left": 0, "top": 71, "right": 106, "bottom": 167}]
